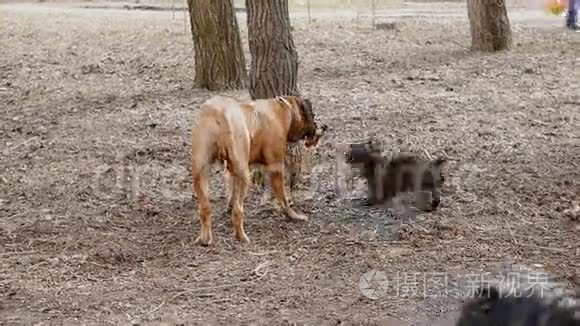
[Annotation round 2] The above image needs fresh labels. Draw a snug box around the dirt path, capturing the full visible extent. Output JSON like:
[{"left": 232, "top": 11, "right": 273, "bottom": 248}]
[{"left": 1, "top": 3, "right": 578, "bottom": 325}]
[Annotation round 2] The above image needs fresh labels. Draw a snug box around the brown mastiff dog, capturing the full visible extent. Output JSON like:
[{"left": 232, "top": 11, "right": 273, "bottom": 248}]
[{"left": 190, "top": 95, "right": 325, "bottom": 246}]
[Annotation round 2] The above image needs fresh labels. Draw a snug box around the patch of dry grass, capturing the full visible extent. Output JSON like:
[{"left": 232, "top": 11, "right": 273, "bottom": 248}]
[{"left": 0, "top": 3, "right": 578, "bottom": 325}]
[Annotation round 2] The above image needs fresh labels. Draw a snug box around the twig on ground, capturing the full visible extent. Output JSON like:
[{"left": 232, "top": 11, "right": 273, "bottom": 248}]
[
  {"left": 0, "top": 250, "right": 37, "bottom": 258},
  {"left": 516, "top": 243, "right": 569, "bottom": 254},
  {"left": 146, "top": 261, "right": 271, "bottom": 316},
  {"left": 562, "top": 101, "right": 580, "bottom": 105},
  {"left": 253, "top": 260, "right": 271, "bottom": 277},
  {"left": 505, "top": 219, "right": 518, "bottom": 245},
  {"left": 3, "top": 136, "right": 38, "bottom": 155},
  {"left": 248, "top": 250, "right": 279, "bottom": 256},
  {"left": 196, "top": 293, "right": 215, "bottom": 298}
]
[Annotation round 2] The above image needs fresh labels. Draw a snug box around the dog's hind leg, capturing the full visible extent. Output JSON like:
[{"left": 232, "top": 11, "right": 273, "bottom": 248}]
[
  {"left": 223, "top": 167, "right": 234, "bottom": 215},
  {"left": 192, "top": 165, "right": 213, "bottom": 246},
  {"left": 230, "top": 173, "right": 250, "bottom": 243},
  {"left": 222, "top": 128, "right": 252, "bottom": 243},
  {"left": 226, "top": 155, "right": 251, "bottom": 243}
]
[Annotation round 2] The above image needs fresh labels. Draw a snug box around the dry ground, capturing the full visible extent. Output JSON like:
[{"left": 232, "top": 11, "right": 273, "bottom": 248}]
[{"left": 1, "top": 2, "right": 579, "bottom": 325}]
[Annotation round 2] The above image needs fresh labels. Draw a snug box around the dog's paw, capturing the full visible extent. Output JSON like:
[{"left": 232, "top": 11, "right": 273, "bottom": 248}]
[
  {"left": 234, "top": 232, "right": 250, "bottom": 243},
  {"left": 429, "top": 200, "right": 440, "bottom": 211},
  {"left": 291, "top": 213, "right": 308, "bottom": 221},
  {"left": 193, "top": 234, "right": 213, "bottom": 246},
  {"left": 363, "top": 200, "right": 376, "bottom": 207}
]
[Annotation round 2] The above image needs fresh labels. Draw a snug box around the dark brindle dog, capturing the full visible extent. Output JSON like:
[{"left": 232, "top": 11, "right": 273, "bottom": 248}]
[
  {"left": 345, "top": 139, "right": 447, "bottom": 211},
  {"left": 456, "top": 285, "right": 579, "bottom": 326}
]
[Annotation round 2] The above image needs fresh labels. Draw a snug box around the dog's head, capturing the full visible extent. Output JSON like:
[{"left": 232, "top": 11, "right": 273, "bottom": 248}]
[
  {"left": 425, "top": 157, "right": 447, "bottom": 185},
  {"left": 344, "top": 138, "right": 382, "bottom": 165},
  {"left": 304, "top": 123, "right": 327, "bottom": 148},
  {"left": 284, "top": 96, "right": 326, "bottom": 148}
]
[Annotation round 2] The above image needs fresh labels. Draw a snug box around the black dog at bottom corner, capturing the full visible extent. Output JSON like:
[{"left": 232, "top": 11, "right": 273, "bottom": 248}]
[
  {"left": 455, "top": 285, "right": 579, "bottom": 326},
  {"left": 344, "top": 140, "right": 447, "bottom": 211}
]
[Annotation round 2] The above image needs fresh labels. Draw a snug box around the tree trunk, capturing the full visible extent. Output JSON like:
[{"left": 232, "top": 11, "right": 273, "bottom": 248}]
[
  {"left": 246, "top": 0, "right": 299, "bottom": 98},
  {"left": 187, "top": 0, "right": 247, "bottom": 90},
  {"left": 245, "top": 0, "right": 303, "bottom": 193},
  {"left": 467, "top": 0, "right": 512, "bottom": 52}
]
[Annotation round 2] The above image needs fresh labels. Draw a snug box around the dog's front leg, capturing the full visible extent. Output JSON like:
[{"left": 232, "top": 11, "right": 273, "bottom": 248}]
[
  {"left": 429, "top": 188, "right": 441, "bottom": 211},
  {"left": 364, "top": 166, "right": 384, "bottom": 206},
  {"left": 365, "top": 177, "right": 378, "bottom": 206},
  {"left": 268, "top": 165, "right": 308, "bottom": 221},
  {"left": 373, "top": 162, "right": 384, "bottom": 204}
]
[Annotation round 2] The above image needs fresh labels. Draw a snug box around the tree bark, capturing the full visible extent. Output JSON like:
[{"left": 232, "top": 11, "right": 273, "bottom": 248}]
[
  {"left": 246, "top": 0, "right": 299, "bottom": 99},
  {"left": 245, "top": 0, "right": 303, "bottom": 192},
  {"left": 187, "top": 0, "right": 247, "bottom": 90},
  {"left": 467, "top": 0, "right": 512, "bottom": 52}
]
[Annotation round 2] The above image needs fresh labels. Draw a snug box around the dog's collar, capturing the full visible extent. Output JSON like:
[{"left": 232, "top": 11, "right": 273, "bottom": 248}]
[{"left": 276, "top": 96, "right": 292, "bottom": 110}]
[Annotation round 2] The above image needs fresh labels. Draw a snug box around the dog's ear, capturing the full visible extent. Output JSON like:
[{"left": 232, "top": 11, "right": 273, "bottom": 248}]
[
  {"left": 476, "top": 285, "right": 500, "bottom": 301},
  {"left": 297, "top": 97, "right": 316, "bottom": 130},
  {"left": 432, "top": 157, "right": 447, "bottom": 168},
  {"left": 300, "top": 98, "right": 313, "bottom": 115},
  {"left": 472, "top": 286, "right": 501, "bottom": 315},
  {"left": 294, "top": 97, "right": 306, "bottom": 108},
  {"left": 455, "top": 286, "right": 501, "bottom": 326},
  {"left": 293, "top": 96, "right": 305, "bottom": 109}
]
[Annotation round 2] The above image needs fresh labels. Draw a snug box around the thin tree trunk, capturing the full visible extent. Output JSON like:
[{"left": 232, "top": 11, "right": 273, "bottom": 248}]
[
  {"left": 245, "top": 0, "right": 303, "bottom": 192},
  {"left": 246, "top": 0, "right": 299, "bottom": 99},
  {"left": 467, "top": 0, "right": 512, "bottom": 52},
  {"left": 187, "top": 0, "right": 247, "bottom": 90}
]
